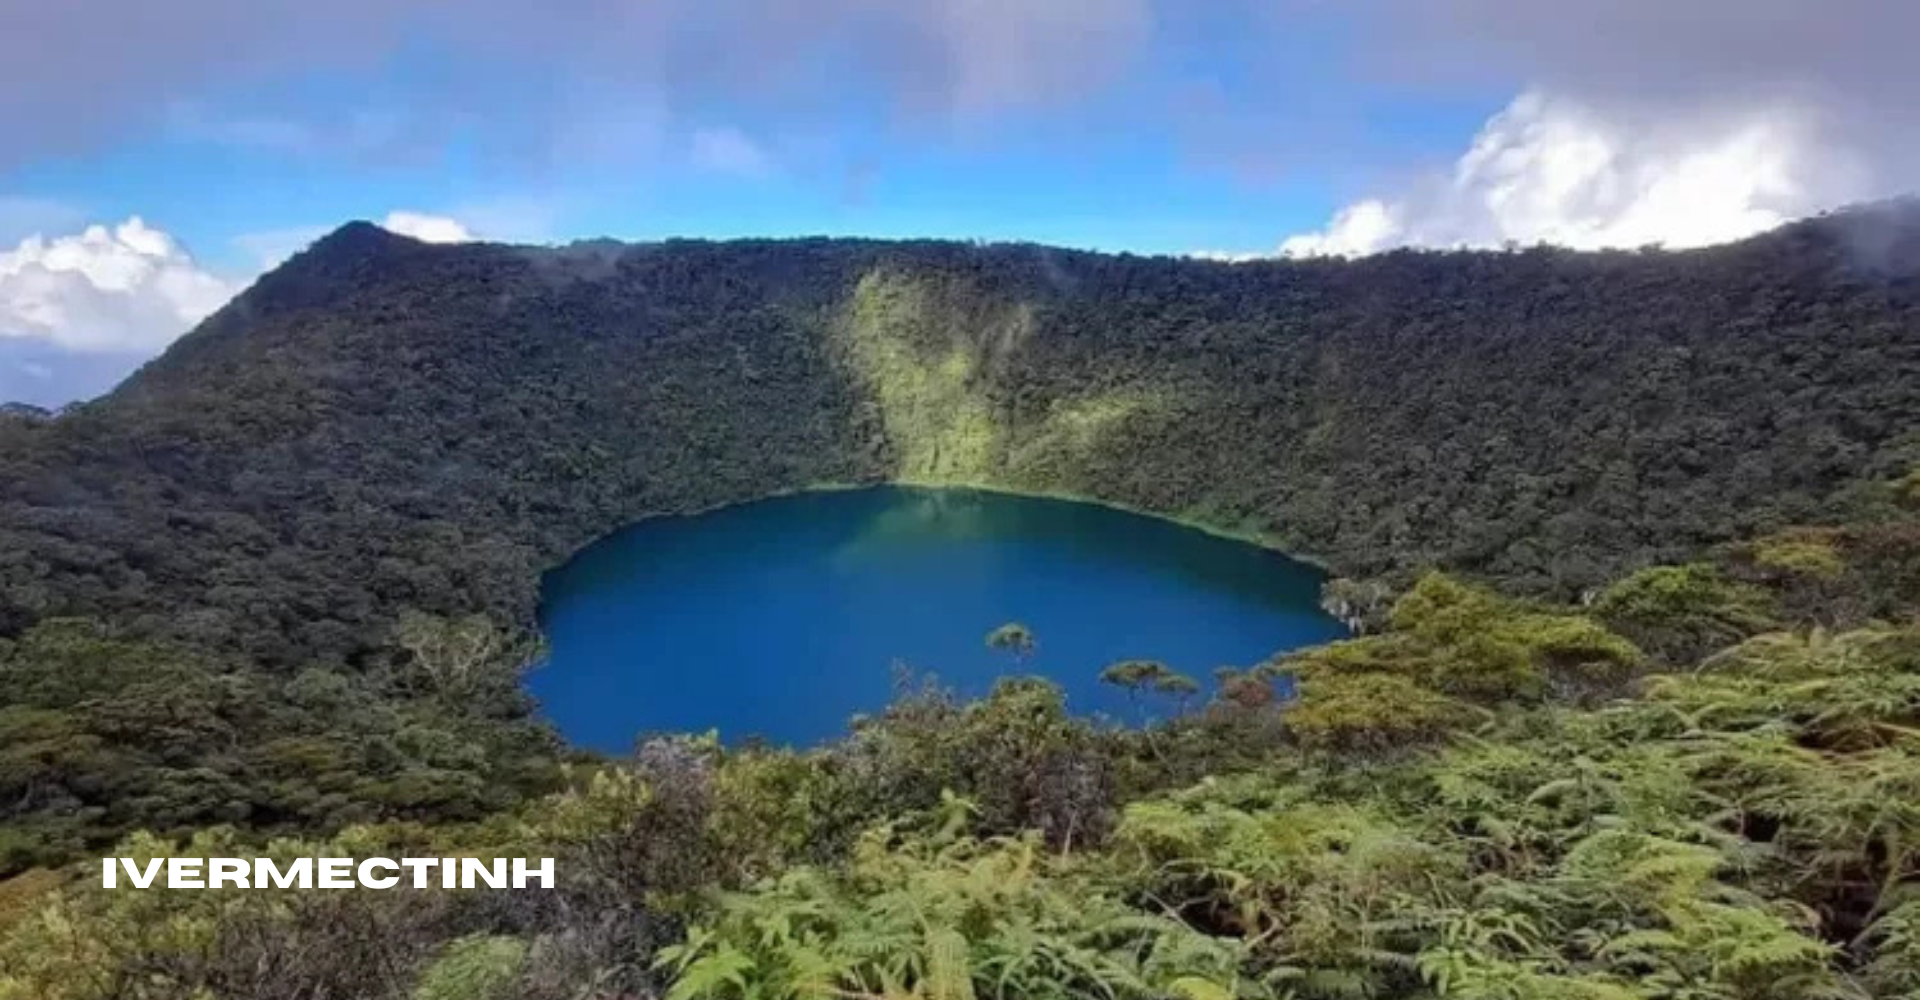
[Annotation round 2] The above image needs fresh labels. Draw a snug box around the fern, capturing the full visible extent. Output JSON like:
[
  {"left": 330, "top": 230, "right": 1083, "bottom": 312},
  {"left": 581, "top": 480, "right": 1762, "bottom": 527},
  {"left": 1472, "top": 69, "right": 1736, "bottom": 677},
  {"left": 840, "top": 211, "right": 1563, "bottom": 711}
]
[{"left": 664, "top": 943, "right": 756, "bottom": 1000}]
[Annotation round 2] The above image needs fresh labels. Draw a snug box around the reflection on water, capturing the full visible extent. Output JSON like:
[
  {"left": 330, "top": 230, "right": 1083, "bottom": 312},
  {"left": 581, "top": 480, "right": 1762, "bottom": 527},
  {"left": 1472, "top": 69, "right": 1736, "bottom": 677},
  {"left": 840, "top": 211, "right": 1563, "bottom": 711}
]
[{"left": 535, "top": 486, "right": 1345, "bottom": 751}]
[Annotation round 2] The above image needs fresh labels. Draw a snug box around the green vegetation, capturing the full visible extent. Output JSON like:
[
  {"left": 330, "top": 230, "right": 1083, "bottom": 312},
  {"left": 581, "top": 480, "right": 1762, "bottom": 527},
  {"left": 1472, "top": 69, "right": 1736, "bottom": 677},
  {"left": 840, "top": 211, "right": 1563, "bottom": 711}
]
[
  {"left": 841, "top": 270, "right": 1013, "bottom": 482},
  {"left": 0, "top": 615, "right": 560, "bottom": 872},
  {"left": 0, "top": 207, "right": 1917, "bottom": 996},
  {"left": 2, "top": 478, "right": 1917, "bottom": 997}
]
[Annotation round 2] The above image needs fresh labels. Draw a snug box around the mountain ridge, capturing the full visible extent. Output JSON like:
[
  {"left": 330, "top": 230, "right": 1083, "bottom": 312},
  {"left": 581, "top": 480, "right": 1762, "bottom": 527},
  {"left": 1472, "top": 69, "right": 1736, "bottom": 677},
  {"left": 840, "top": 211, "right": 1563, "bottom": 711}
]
[{"left": 4, "top": 206, "right": 1918, "bottom": 669}]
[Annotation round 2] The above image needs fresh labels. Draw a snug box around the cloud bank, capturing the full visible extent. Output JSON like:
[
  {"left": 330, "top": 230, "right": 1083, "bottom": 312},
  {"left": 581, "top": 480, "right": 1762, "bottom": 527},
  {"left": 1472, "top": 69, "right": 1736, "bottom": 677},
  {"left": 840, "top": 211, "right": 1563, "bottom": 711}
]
[
  {"left": 1280, "top": 91, "right": 1829, "bottom": 256},
  {"left": 3, "top": 2, "right": 1911, "bottom": 260},
  {"left": 1276, "top": 0, "right": 1913, "bottom": 255},
  {"left": 0, "top": 0, "right": 1152, "bottom": 173},
  {"left": 0, "top": 218, "right": 237, "bottom": 406},
  {"left": 0, "top": 219, "right": 234, "bottom": 354}
]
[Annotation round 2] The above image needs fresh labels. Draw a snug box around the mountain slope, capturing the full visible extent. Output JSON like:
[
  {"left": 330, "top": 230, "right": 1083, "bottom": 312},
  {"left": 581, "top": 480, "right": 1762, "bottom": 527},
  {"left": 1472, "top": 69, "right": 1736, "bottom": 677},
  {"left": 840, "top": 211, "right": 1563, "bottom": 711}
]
[{"left": 3, "top": 210, "right": 1919, "bottom": 667}]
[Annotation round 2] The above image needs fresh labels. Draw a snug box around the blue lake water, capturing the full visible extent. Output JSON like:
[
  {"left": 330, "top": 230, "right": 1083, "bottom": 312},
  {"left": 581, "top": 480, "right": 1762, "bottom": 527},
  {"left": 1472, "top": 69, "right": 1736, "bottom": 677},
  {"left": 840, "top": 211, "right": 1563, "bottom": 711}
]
[{"left": 533, "top": 486, "right": 1346, "bottom": 752}]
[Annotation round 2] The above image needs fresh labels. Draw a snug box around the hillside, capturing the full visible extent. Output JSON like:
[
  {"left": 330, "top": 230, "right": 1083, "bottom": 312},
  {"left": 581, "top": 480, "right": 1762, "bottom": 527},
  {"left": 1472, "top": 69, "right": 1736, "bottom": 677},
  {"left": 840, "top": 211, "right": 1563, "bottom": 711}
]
[{"left": 3, "top": 209, "right": 1919, "bottom": 671}]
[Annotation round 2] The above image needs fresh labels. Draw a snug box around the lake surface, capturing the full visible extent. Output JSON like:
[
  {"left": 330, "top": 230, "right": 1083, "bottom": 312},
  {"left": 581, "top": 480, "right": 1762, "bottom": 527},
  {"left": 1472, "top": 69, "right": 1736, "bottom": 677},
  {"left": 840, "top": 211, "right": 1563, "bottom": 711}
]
[{"left": 534, "top": 486, "right": 1346, "bottom": 751}]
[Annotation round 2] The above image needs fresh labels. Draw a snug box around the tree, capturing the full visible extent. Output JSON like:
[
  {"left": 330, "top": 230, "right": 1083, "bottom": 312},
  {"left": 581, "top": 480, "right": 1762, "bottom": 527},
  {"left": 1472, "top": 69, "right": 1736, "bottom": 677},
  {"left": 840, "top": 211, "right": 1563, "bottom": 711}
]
[
  {"left": 1100, "top": 660, "right": 1200, "bottom": 716},
  {"left": 984, "top": 622, "right": 1037, "bottom": 663},
  {"left": 393, "top": 612, "right": 543, "bottom": 709}
]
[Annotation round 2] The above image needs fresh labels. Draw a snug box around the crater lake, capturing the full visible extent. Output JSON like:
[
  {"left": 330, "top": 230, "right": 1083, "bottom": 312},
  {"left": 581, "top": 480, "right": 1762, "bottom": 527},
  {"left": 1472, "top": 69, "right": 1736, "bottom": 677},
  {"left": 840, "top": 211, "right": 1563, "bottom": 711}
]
[{"left": 533, "top": 486, "right": 1346, "bottom": 751}]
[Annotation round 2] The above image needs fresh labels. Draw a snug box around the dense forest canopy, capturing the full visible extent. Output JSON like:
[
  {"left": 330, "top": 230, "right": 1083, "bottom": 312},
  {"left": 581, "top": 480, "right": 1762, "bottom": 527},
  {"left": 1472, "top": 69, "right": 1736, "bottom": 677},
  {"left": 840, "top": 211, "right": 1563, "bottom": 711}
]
[
  {"left": 4, "top": 205, "right": 1919, "bottom": 672},
  {"left": 0, "top": 206, "right": 1918, "bottom": 998}
]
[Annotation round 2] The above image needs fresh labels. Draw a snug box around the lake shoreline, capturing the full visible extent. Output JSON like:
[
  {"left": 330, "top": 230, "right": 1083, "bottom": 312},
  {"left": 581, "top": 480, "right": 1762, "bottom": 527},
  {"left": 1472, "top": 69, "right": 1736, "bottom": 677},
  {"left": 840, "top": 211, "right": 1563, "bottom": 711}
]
[{"left": 601, "top": 477, "right": 1338, "bottom": 577}]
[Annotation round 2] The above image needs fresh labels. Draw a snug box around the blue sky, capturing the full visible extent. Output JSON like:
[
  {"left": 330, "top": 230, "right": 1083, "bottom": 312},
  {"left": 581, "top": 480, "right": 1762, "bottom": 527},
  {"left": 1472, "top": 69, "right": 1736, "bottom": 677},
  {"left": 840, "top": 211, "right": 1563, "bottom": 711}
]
[
  {"left": 0, "top": 5, "right": 1500, "bottom": 268},
  {"left": 0, "top": 0, "right": 1912, "bottom": 405}
]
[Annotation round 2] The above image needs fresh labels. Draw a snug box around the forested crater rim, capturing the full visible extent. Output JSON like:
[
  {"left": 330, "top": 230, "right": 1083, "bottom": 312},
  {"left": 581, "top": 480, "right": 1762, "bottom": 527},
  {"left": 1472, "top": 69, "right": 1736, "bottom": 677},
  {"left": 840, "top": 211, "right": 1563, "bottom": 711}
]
[
  {"left": 26, "top": 198, "right": 1920, "bottom": 674},
  {"left": 312, "top": 196, "right": 1920, "bottom": 268}
]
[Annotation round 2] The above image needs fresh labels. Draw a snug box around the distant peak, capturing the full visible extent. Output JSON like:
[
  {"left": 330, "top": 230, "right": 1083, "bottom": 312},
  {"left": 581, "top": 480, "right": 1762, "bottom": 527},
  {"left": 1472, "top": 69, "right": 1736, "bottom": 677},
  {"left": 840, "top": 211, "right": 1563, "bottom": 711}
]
[
  {"left": 268, "top": 220, "right": 422, "bottom": 278},
  {"left": 311, "top": 220, "right": 412, "bottom": 253},
  {"left": 229, "top": 219, "right": 437, "bottom": 317}
]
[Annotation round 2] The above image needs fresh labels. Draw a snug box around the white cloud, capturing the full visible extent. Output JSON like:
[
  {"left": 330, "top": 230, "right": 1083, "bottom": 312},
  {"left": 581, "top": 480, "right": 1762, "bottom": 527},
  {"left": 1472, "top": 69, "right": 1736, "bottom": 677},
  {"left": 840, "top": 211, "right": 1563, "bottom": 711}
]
[
  {"left": 1279, "top": 91, "right": 1848, "bottom": 257},
  {"left": 0, "top": 218, "right": 236, "bottom": 353},
  {"left": 380, "top": 211, "right": 476, "bottom": 244},
  {"left": 689, "top": 126, "right": 772, "bottom": 177},
  {"left": 1279, "top": 200, "right": 1402, "bottom": 258}
]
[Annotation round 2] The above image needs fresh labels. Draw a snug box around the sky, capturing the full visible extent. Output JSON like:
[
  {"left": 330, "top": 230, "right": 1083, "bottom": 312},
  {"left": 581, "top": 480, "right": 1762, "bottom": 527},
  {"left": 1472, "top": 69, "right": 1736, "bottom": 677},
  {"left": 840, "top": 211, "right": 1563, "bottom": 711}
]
[{"left": 0, "top": 0, "right": 1915, "bottom": 406}]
